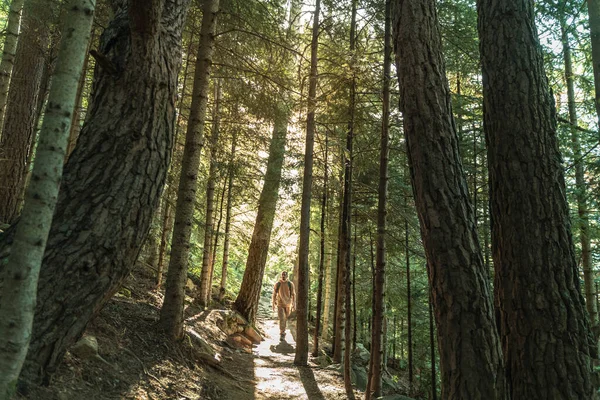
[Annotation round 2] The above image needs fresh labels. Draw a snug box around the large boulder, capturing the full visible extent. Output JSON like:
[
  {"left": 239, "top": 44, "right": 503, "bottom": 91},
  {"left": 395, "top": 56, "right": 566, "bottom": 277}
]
[
  {"left": 352, "top": 342, "right": 371, "bottom": 366},
  {"left": 351, "top": 364, "right": 368, "bottom": 391}
]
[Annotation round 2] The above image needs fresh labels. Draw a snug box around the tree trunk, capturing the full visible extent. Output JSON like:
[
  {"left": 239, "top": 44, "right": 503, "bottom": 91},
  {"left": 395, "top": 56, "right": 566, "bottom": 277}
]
[
  {"left": 0, "top": 0, "right": 52, "bottom": 225},
  {"left": 0, "top": 1, "right": 95, "bottom": 395},
  {"left": 198, "top": 79, "right": 222, "bottom": 307},
  {"left": 0, "top": 0, "right": 190, "bottom": 383},
  {"left": 393, "top": 0, "right": 507, "bottom": 397},
  {"left": 321, "top": 240, "right": 332, "bottom": 341},
  {"left": 294, "top": 0, "right": 320, "bottom": 366},
  {"left": 159, "top": 0, "right": 217, "bottom": 339},
  {"left": 561, "top": 23, "right": 598, "bottom": 333},
  {"left": 219, "top": 136, "right": 236, "bottom": 301},
  {"left": 366, "top": 1, "right": 390, "bottom": 397},
  {"left": 313, "top": 132, "right": 328, "bottom": 356},
  {"left": 334, "top": 0, "right": 357, "bottom": 368},
  {"left": 406, "top": 218, "right": 413, "bottom": 392},
  {"left": 478, "top": 0, "right": 597, "bottom": 395},
  {"left": 429, "top": 291, "right": 437, "bottom": 400},
  {"left": 0, "top": 0, "right": 25, "bottom": 133},
  {"left": 233, "top": 102, "right": 288, "bottom": 323},
  {"left": 156, "top": 200, "right": 172, "bottom": 288},
  {"left": 587, "top": 0, "right": 600, "bottom": 131}
]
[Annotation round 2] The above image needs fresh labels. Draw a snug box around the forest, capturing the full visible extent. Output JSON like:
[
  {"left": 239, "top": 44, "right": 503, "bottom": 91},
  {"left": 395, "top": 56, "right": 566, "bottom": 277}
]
[{"left": 0, "top": 0, "right": 599, "bottom": 398}]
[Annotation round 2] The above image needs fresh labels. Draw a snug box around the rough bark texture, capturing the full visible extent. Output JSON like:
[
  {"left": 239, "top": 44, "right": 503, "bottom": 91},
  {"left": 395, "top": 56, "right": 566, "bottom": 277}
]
[
  {"left": 159, "top": 0, "right": 218, "bottom": 339},
  {"left": 294, "top": 0, "right": 320, "bottom": 366},
  {"left": 0, "top": 0, "right": 95, "bottom": 395},
  {"left": 321, "top": 242, "right": 332, "bottom": 341},
  {"left": 561, "top": 24, "right": 598, "bottom": 332},
  {"left": 0, "top": 0, "right": 190, "bottom": 383},
  {"left": 393, "top": 0, "right": 507, "bottom": 398},
  {"left": 0, "top": 0, "right": 25, "bottom": 133},
  {"left": 478, "top": 0, "right": 597, "bottom": 396},
  {"left": 0, "top": 0, "right": 52, "bottom": 225},
  {"left": 366, "top": 1, "right": 390, "bottom": 397},
  {"left": 234, "top": 104, "right": 288, "bottom": 323},
  {"left": 198, "top": 79, "right": 222, "bottom": 307}
]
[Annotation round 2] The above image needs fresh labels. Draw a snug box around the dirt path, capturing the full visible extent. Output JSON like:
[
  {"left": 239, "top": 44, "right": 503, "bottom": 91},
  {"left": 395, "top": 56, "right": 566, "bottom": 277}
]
[
  {"left": 216, "top": 295, "right": 361, "bottom": 400},
  {"left": 222, "top": 315, "right": 358, "bottom": 400}
]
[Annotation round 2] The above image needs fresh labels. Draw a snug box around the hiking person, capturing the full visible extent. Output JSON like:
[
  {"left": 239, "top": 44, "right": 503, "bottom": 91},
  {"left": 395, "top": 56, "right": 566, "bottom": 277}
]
[{"left": 272, "top": 271, "right": 296, "bottom": 340}]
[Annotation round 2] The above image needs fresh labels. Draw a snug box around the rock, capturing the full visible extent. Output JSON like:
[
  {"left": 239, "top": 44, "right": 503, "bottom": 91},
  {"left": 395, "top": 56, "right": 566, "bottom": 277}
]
[
  {"left": 71, "top": 336, "right": 99, "bottom": 359},
  {"left": 244, "top": 325, "right": 263, "bottom": 344},
  {"left": 351, "top": 364, "right": 368, "bottom": 391},
  {"left": 382, "top": 372, "right": 400, "bottom": 392},
  {"left": 352, "top": 342, "right": 370, "bottom": 366},
  {"left": 186, "top": 278, "right": 195, "bottom": 291}
]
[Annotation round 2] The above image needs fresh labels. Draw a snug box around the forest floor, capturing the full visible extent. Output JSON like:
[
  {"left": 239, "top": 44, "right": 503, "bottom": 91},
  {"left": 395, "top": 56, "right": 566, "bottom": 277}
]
[{"left": 19, "top": 264, "right": 362, "bottom": 400}]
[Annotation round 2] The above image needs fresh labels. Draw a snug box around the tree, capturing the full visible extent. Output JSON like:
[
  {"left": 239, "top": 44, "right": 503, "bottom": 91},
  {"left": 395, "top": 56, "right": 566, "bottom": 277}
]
[
  {"left": 233, "top": 100, "right": 289, "bottom": 322},
  {"left": 366, "top": 1, "right": 391, "bottom": 397},
  {"left": 160, "top": 0, "right": 219, "bottom": 339},
  {"left": 0, "top": 0, "right": 26, "bottom": 132},
  {"left": 0, "top": 0, "right": 192, "bottom": 382},
  {"left": 0, "top": 0, "right": 95, "bottom": 395},
  {"left": 0, "top": 0, "right": 52, "bottom": 225},
  {"left": 477, "top": 0, "right": 598, "bottom": 395},
  {"left": 294, "top": 0, "right": 320, "bottom": 367},
  {"left": 392, "top": 0, "right": 507, "bottom": 397},
  {"left": 198, "top": 79, "right": 222, "bottom": 307}
]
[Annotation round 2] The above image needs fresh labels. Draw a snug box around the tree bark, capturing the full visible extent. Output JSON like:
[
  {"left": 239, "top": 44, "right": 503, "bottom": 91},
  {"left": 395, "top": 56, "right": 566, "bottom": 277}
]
[
  {"left": 0, "top": 0, "right": 25, "bottom": 133},
  {"left": 0, "top": 0, "right": 190, "bottom": 384},
  {"left": 478, "top": 0, "right": 598, "bottom": 395},
  {"left": 366, "top": 1, "right": 390, "bottom": 397},
  {"left": 0, "top": 0, "right": 52, "bottom": 225},
  {"left": 219, "top": 135, "right": 236, "bottom": 301},
  {"left": 198, "top": 79, "right": 222, "bottom": 307},
  {"left": 313, "top": 132, "right": 328, "bottom": 357},
  {"left": 587, "top": 0, "right": 600, "bottom": 131},
  {"left": 294, "top": 0, "right": 320, "bottom": 366},
  {"left": 393, "top": 0, "right": 507, "bottom": 398},
  {"left": 159, "top": 0, "right": 218, "bottom": 339},
  {"left": 0, "top": 1, "right": 95, "bottom": 395}
]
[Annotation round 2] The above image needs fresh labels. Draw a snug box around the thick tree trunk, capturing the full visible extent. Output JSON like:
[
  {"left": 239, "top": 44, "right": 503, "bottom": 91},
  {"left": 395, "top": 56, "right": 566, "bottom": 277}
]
[
  {"left": 234, "top": 104, "right": 288, "bottom": 323},
  {"left": 160, "top": 0, "right": 218, "bottom": 339},
  {"left": 0, "top": 0, "right": 190, "bottom": 383},
  {"left": 219, "top": 136, "right": 236, "bottom": 301},
  {"left": 0, "top": 0, "right": 25, "bottom": 133},
  {"left": 393, "top": 0, "right": 507, "bottom": 398},
  {"left": 198, "top": 79, "right": 222, "bottom": 307},
  {"left": 561, "top": 24, "right": 598, "bottom": 332},
  {"left": 366, "top": 2, "right": 390, "bottom": 397},
  {"left": 478, "top": 0, "right": 597, "bottom": 396},
  {"left": 0, "top": 0, "right": 51, "bottom": 225},
  {"left": 0, "top": 1, "right": 95, "bottom": 395},
  {"left": 294, "top": 0, "right": 320, "bottom": 366}
]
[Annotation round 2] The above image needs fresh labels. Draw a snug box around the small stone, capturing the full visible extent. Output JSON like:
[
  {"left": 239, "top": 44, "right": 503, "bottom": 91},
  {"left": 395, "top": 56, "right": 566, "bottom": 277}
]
[{"left": 71, "top": 336, "right": 99, "bottom": 359}]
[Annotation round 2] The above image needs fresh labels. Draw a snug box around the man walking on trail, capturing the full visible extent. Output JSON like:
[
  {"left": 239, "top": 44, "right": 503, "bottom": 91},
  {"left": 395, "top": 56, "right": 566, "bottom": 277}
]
[{"left": 272, "top": 271, "right": 296, "bottom": 341}]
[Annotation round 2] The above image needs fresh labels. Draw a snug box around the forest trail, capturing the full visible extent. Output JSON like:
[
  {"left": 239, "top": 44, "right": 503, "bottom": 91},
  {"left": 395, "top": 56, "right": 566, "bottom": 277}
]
[{"left": 222, "top": 296, "right": 358, "bottom": 399}]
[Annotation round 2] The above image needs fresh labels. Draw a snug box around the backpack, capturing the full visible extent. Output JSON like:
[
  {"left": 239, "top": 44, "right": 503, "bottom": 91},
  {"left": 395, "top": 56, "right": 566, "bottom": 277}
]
[{"left": 275, "top": 280, "right": 292, "bottom": 295}]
